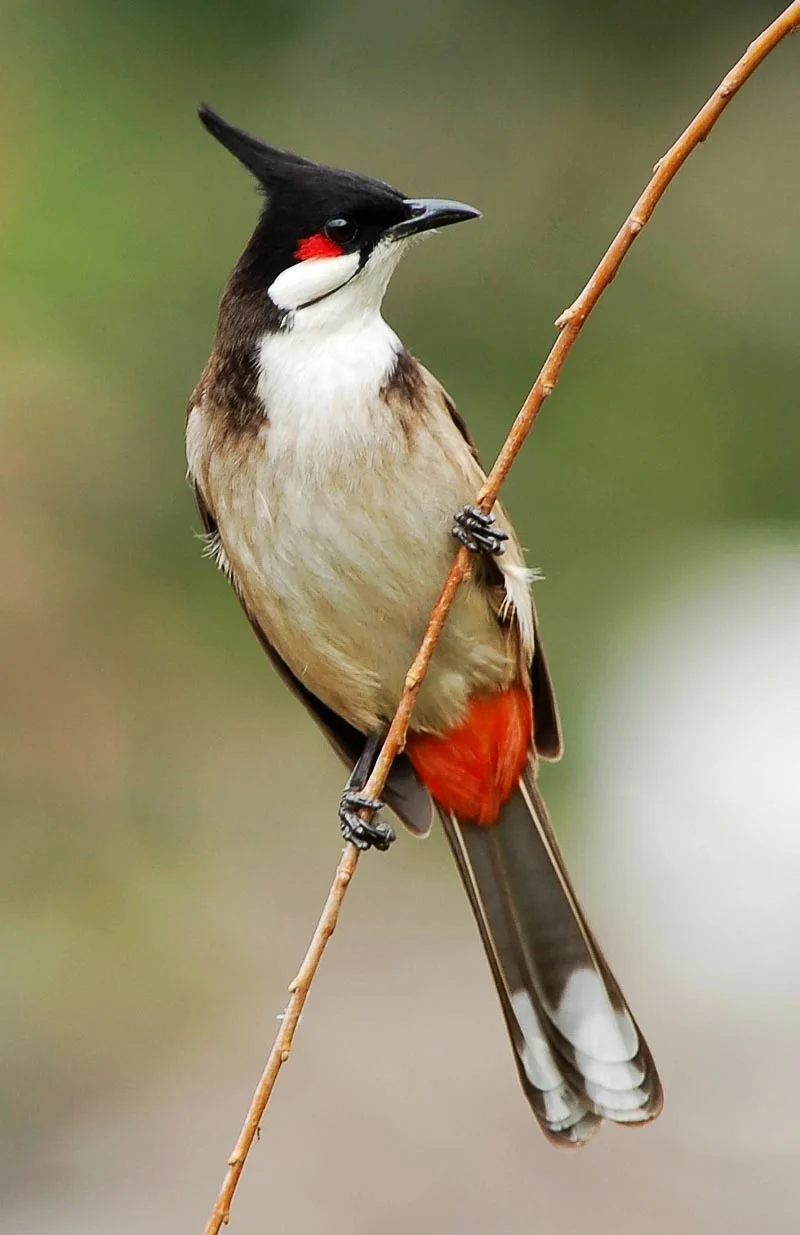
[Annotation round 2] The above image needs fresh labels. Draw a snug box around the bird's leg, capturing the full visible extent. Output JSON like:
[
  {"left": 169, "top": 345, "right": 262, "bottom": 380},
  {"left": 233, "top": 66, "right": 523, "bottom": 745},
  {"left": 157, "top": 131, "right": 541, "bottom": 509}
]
[
  {"left": 339, "top": 792, "right": 394, "bottom": 851},
  {"left": 339, "top": 732, "right": 396, "bottom": 852},
  {"left": 452, "top": 505, "right": 509, "bottom": 556}
]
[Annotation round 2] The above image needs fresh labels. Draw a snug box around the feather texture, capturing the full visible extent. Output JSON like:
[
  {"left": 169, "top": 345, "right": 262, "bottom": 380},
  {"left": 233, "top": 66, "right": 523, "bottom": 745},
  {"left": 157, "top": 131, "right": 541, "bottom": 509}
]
[{"left": 441, "top": 768, "right": 662, "bottom": 1144}]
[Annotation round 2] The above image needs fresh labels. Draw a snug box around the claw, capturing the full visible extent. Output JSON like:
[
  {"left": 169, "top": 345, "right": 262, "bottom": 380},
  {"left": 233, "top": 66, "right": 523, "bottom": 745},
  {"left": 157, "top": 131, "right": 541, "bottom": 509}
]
[
  {"left": 338, "top": 791, "right": 395, "bottom": 852},
  {"left": 452, "top": 505, "right": 509, "bottom": 556}
]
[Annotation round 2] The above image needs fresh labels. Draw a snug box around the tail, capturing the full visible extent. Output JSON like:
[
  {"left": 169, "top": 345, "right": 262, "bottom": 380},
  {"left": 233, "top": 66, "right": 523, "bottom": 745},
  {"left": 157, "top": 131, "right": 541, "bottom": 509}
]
[{"left": 439, "top": 766, "right": 663, "bottom": 1146}]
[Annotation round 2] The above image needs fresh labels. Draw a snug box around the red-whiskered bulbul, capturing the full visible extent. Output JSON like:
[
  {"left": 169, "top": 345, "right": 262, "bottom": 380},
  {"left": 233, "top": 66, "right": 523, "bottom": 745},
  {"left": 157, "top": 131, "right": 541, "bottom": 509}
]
[{"left": 187, "top": 105, "right": 663, "bottom": 1146}]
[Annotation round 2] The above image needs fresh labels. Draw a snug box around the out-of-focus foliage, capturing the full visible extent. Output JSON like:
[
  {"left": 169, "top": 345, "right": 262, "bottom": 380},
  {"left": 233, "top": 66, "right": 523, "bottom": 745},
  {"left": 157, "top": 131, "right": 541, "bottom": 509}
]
[{"left": 1, "top": 1, "right": 798, "bottom": 1228}]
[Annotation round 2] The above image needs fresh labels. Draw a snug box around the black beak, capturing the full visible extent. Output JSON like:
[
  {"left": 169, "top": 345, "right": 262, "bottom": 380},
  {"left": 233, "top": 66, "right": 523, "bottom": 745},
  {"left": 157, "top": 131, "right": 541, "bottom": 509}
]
[{"left": 388, "top": 197, "right": 481, "bottom": 240}]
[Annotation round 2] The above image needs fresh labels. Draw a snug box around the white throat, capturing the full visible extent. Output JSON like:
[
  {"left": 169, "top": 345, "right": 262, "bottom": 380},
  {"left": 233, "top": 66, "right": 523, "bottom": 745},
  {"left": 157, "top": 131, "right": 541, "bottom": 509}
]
[
  {"left": 257, "top": 272, "right": 409, "bottom": 475},
  {"left": 256, "top": 237, "right": 414, "bottom": 465},
  {"left": 257, "top": 309, "right": 401, "bottom": 436}
]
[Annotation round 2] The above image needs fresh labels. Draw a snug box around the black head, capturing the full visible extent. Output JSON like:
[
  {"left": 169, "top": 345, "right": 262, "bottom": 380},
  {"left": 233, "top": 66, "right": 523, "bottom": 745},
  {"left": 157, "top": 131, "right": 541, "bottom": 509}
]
[{"left": 198, "top": 105, "right": 480, "bottom": 308}]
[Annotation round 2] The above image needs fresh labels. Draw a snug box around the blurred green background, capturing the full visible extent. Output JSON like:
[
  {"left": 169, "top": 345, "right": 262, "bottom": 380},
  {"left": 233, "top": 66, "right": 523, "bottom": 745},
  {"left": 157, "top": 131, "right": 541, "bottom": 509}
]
[{"left": 2, "top": 2, "right": 799, "bottom": 1231}]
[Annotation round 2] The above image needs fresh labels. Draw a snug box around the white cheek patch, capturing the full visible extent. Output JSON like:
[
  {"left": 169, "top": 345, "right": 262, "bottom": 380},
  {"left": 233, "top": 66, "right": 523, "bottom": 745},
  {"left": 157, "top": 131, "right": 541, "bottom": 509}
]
[{"left": 268, "top": 251, "right": 361, "bottom": 311}]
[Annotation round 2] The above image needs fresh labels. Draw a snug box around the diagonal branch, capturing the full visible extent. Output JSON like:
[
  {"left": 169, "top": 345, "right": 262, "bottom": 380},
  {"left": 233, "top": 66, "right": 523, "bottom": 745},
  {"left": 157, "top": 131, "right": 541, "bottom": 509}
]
[{"left": 203, "top": 5, "right": 800, "bottom": 1230}]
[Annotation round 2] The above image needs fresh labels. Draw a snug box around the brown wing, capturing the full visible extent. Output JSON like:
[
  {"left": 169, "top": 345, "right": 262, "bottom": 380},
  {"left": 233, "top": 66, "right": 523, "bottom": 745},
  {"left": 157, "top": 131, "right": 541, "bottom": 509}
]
[
  {"left": 429, "top": 373, "right": 564, "bottom": 763},
  {"left": 529, "top": 606, "right": 563, "bottom": 761},
  {"left": 440, "top": 388, "right": 483, "bottom": 464},
  {"left": 192, "top": 481, "right": 434, "bottom": 836}
]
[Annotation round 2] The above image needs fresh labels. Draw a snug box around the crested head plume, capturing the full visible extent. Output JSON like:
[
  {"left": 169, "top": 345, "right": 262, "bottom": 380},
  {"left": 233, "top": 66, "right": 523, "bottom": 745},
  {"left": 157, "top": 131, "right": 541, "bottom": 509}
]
[
  {"left": 197, "top": 104, "right": 405, "bottom": 208},
  {"left": 198, "top": 104, "right": 318, "bottom": 189},
  {"left": 197, "top": 105, "right": 480, "bottom": 322}
]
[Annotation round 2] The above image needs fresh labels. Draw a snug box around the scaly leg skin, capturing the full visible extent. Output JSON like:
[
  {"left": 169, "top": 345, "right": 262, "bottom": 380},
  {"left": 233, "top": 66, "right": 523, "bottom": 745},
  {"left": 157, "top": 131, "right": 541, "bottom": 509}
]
[
  {"left": 338, "top": 791, "right": 395, "bottom": 851},
  {"left": 452, "top": 505, "right": 509, "bottom": 555},
  {"left": 338, "top": 733, "right": 395, "bottom": 852}
]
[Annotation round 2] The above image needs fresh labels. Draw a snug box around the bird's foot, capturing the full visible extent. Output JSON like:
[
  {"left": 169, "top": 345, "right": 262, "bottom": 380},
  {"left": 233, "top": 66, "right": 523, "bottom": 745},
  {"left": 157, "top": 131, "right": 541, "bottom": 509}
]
[
  {"left": 338, "top": 792, "right": 395, "bottom": 852},
  {"left": 452, "top": 505, "right": 508, "bottom": 555}
]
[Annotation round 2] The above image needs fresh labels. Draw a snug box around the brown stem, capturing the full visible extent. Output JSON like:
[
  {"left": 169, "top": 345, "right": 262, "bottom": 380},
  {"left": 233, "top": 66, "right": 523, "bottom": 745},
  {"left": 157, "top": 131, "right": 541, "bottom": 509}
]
[
  {"left": 204, "top": 5, "right": 800, "bottom": 1230},
  {"left": 203, "top": 843, "right": 358, "bottom": 1235},
  {"left": 361, "top": 0, "right": 800, "bottom": 805}
]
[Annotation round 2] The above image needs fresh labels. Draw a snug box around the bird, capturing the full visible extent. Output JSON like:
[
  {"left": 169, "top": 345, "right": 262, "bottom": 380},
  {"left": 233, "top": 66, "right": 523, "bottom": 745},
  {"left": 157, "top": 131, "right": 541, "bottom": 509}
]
[{"left": 186, "top": 104, "right": 663, "bottom": 1146}]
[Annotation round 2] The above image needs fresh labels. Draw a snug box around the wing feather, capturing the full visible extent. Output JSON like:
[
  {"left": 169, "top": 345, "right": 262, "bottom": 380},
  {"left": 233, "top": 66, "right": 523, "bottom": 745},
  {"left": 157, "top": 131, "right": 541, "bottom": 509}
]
[
  {"left": 422, "top": 369, "right": 563, "bottom": 761},
  {"left": 192, "top": 479, "right": 434, "bottom": 836}
]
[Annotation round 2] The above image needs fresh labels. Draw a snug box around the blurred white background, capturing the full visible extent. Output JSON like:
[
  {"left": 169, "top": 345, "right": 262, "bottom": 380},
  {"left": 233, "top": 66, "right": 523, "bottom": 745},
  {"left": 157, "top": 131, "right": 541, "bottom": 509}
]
[
  {"left": 3, "top": 1, "right": 799, "bottom": 1231},
  {"left": 7, "top": 534, "right": 799, "bottom": 1235}
]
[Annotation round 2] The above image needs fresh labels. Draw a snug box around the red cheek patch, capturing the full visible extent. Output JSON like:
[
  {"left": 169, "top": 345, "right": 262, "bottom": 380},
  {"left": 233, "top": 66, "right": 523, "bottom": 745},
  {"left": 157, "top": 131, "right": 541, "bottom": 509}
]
[{"left": 294, "top": 233, "right": 344, "bottom": 261}]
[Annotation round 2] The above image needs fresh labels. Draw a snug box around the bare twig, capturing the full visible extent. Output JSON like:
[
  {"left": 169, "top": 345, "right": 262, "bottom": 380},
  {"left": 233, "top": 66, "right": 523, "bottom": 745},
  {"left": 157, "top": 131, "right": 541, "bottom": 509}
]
[
  {"left": 203, "top": 843, "right": 358, "bottom": 1234},
  {"left": 204, "top": 6, "right": 800, "bottom": 1230}
]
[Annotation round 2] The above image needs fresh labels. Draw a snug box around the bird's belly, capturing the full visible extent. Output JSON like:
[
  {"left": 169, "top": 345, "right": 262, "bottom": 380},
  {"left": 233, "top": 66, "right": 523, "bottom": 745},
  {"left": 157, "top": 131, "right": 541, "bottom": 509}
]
[{"left": 216, "top": 433, "right": 514, "bottom": 735}]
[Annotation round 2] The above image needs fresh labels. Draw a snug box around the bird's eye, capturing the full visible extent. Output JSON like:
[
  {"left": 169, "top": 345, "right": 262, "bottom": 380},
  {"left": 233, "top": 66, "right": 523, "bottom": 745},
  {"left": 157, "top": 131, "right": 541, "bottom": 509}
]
[{"left": 324, "top": 217, "right": 358, "bottom": 245}]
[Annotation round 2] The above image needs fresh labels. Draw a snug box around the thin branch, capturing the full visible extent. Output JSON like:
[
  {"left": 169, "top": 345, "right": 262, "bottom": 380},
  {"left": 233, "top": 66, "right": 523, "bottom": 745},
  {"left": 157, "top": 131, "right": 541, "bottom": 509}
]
[
  {"left": 362, "top": 0, "right": 800, "bottom": 808},
  {"left": 204, "top": 6, "right": 800, "bottom": 1230},
  {"left": 203, "top": 843, "right": 358, "bottom": 1235}
]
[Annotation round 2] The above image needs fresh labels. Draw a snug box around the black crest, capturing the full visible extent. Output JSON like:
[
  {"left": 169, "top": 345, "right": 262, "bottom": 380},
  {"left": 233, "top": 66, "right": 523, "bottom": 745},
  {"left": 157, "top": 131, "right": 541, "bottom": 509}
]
[{"left": 198, "top": 105, "right": 413, "bottom": 286}]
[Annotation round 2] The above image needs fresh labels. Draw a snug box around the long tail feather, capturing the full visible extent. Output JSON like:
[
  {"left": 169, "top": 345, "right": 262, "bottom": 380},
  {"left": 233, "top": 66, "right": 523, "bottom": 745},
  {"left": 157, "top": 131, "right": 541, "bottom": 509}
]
[{"left": 440, "top": 765, "right": 662, "bottom": 1145}]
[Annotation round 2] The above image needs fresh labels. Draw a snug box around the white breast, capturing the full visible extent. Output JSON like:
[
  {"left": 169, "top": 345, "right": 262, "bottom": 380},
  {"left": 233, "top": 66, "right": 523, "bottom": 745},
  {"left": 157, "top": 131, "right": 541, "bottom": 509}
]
[
  {"left": 257, "top": 309, "right": 403, "bottom": 472},
  {"left": 194, "top": 307, "right": 522, "bottom": 736}
]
